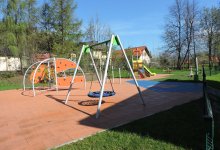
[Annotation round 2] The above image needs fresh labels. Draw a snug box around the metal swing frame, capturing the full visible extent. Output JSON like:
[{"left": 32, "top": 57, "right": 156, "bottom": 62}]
[{"left": 65, "top": 35, "right": 145, "bottom": 118}]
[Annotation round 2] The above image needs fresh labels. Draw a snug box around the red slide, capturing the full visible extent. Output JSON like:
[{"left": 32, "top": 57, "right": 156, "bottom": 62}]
[{"left": 138, "top": 69, "right": 145, "bottom": 78}]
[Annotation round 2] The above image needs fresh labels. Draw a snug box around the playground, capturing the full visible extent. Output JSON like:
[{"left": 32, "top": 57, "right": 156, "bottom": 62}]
[
  {"left": 0, "top": 76, "right": 203, "bottom": 150},
  {"left": 0, "top": 35, "right": 219, "bottom": 150}
]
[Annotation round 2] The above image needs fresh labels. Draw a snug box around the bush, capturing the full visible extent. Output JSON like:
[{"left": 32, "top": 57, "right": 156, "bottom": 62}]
[{"left": 0, "top": 71, "right": 17, "bottom": 78}]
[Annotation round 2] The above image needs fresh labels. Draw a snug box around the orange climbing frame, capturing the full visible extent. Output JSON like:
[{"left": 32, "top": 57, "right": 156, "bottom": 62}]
[
  {"left": 57, "top": 76, "right": 84, "bottom": 86},
  {"left": 30, "top": 64, "right": 47, "bottom": 84},
  {"left": 56, "top": 59, "right": 77, "bottom": 73},
  {"left": 55, "top": 59, "right": 85, "bottom": 86},
  {"left": 29, "top": 58, "right": 85, "bottom": 86}
]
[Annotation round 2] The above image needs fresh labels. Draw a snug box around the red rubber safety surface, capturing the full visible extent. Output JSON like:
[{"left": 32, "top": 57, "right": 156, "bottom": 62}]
[{"left": 0, "top": 74, "right": 202, "bottom": 150}]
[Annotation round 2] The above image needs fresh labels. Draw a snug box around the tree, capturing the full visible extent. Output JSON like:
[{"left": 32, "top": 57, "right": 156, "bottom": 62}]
[
  {"left": 38, "top": 2, "right": 54, "bottom": 53},
  {"left": 50, "top": 0, "right": 82, "bottom": 56},
  {"left": 85, "top": 16, "right": 113, "bottom": 43},
  {"left": 0, "top": 0, "right": 27, "bottom": 72},
  {"left": 181, "top": 0, "right": 198, "bottom": 69},
  {"left": 25, "top": 0, "right": 38, "bottom": 63},
  {"left": 159, "top": 51, "right": 172, "bottom": 68},
  {"left": 163, "top": 0, "right": 185, "bottom": 69},
  {"left": 213, "top": 5, "right": 220, "bottom": 68},
  {"left": 200, "top": 7, "right": 219, "bottom": 75}
]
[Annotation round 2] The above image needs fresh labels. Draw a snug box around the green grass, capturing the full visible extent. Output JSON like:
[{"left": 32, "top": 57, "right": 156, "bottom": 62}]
[
  {"left": 111, "top": 69, "right": 132, "bottom": 78},
  {"left": 0, "top": 75, "right": 23, "bottom": 91},
  {"left": 153, "top": 69, "right": 203, "bottom": 82},
  {"left": 207, "top": 73, "right": 220, "bottom": 90},
  {"left": 151, "top": 68, "right": 220, "bottom": 90},
  {"left": 56, "top": 98, "right": 220, "bottom": 150},
  {"left": 0, "top": 73, "right": 55, "bottom": 91},
  {"left": 155, "top": 69, "right": 220, "bottom": 90},
  {"left": 148, "top": 67, "right": 167, "bottom": 74},
  {"left": 1, "top": 68, "right": 219, "bottom": 91}
]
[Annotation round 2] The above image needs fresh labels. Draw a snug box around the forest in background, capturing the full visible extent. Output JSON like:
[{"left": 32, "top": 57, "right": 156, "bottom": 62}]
[{"left": 0, "top": 0, "right": 112, "bottom": 71}]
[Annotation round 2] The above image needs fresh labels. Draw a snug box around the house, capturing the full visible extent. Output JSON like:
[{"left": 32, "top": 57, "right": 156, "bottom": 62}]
[
  {"left": 33, "top": 53, "right": 52, "bottom": 62},
  {"left": 113, "top": 46, "right": 152, "bottom": 64}
]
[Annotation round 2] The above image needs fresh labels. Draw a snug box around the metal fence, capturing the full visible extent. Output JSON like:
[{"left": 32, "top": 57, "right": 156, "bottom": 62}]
[{"left": 203, "top": 66, "right": 214, "bottom": 150}]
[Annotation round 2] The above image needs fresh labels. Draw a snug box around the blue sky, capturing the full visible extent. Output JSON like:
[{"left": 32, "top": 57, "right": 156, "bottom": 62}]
[
  {"left": 74, "top": 0, "right": 219, "bottom": 56},
  {"left": 2, "top": 0, "right": 219, "bottom": 55}
]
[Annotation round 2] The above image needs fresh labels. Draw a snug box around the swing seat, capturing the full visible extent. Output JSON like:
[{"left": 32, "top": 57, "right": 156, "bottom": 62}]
[{"left": 88, "top": 91, "right": 116, "bottom": 98}]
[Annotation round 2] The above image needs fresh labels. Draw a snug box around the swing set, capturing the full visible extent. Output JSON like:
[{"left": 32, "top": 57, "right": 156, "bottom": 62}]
[{"left": 65, "top": 35, "right": 145, "bottom": 118}]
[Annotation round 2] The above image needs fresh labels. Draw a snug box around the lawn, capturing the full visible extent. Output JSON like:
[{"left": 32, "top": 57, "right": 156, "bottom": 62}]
[
  {"left": 0, "top": 74, "right": 23, "bottom": 91},
  {"left": 56, "top": 98, "right": 219, "bottom": 150},
  {"left": 1, "top": 67, "right": 219, "bottom": 91},
  {"left": 150, "top": 68, "right": 220, "bottom": 90},
  {"left": 153, "top": 69, "right": 203, "bottom": 82},
  {"left": 206, "top": 73, "right": 220, "bottom": 90}
]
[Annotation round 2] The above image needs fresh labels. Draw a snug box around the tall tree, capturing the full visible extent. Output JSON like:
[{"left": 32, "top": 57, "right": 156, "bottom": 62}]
[
  {"left": 213, "top": 5, "right": 220, "bottom": 67},
  {"left": 0, "top": 0, "right": 27, "bottom": 72},
  {"left": 38, "top": 2, "right": 54, "bottom": 53},
  {"left": 51, "top": 0, "right": 82, "bottom": 56},
  {"left": 26, "top": 0, "right": 37, "bottom": 30},
  {"left": 40, "top": 2, "right": 53, "bottom": 31},
  {"left": 25, "top": 0, "right": 38, "bottom": 61},
  {"left": 181, "top": 0, "right": 198, "bottom": 69},
  {"left": 200, "top": 7, "right": 218, "bottom": 75},
  {"left": 85, "top": 16, "right": 113, "bottom": 43},
  {"left": 163, "top": 0, "right": 185, "bottom": 69}
]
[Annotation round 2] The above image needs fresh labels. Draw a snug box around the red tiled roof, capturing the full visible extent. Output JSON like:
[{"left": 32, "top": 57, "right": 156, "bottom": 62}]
[{"left": 34, "top": 53, "right": 52, "bottom": 61}]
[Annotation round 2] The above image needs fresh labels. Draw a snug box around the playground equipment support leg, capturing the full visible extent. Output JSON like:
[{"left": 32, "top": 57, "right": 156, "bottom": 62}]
[
  {"left": 53, "top": 57, "right": 58, "bottom": 92},
  {"left": 117, "top": 35, "right": 145, "bottom": 105},
  {"left": 96, "top": 35, "right": 114, "bottom": 118},
  {"left": 65, "top": 47, "right": 84, "bottom": 104},
  {"left": 119, "top": 68, "right": 121, "bottom": 84},
  {"left": 112, "top": 66, "right": 114, "bottom": 83},
  {"left": 89, "top": 50, "right": 102, "bottom": 86}
]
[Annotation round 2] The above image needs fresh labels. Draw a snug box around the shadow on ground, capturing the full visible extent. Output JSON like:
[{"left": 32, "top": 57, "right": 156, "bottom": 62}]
[
  {"left": 49, "top": 80, "right": 216, "bottom": 149},
  {"left": 207, "top": 80, "right": 220, "bottom": 90},
  {"left": 113, "top": 99, "right": 206, "bottom": 149}
]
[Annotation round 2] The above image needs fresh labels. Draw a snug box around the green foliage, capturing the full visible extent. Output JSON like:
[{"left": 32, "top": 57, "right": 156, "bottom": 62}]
[
  {"left": 8, "top": 45, "right": 19, "bottom": 56},
  {"left": 50, "top": 0, "right": 82, "bottom": 56},
  {"left": 6, "top": 32, "right": 16, "bottom": 45},
  {"left": 0, "top": 72, "right": 22, "bottom": 90},
  {"left": 0, "top": 0, "right": 82, "bottom": 59},
  {"left": 0, "top": 71, "right": 16, "bottom": 78}
]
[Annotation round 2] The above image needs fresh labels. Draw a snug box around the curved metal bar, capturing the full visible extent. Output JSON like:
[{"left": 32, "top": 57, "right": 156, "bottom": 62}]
[
  {"left": 32, "top": 58, "right": 52, "bottom": 96},
  {"left": 47, "top": 61, "right": 51, "bottom": 88},
  {"left": 23, "top": 61, "right": 41, "bottom": 91},
  {"left": 24, "top": 57, "right": 87, "bottom": 96},
  {"left": 53, "top": 57, "right": 58, "bottom": 92}
]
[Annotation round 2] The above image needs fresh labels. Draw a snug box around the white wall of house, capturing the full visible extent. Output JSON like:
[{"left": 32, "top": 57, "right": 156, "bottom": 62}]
[
  {"left": 139, "top": 51, "right": 151, "bottom": 64},
  {"left": 0, "top": 57, "right": 21, "bottom": 71},
  {"left": 92, "top": 51, "right": 107, "bottom": 65}
]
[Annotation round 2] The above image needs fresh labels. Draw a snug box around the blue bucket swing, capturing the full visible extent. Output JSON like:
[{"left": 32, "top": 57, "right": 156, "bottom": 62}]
[{"left": 87, "top": 75, "right": 116, "bottom": 98}]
